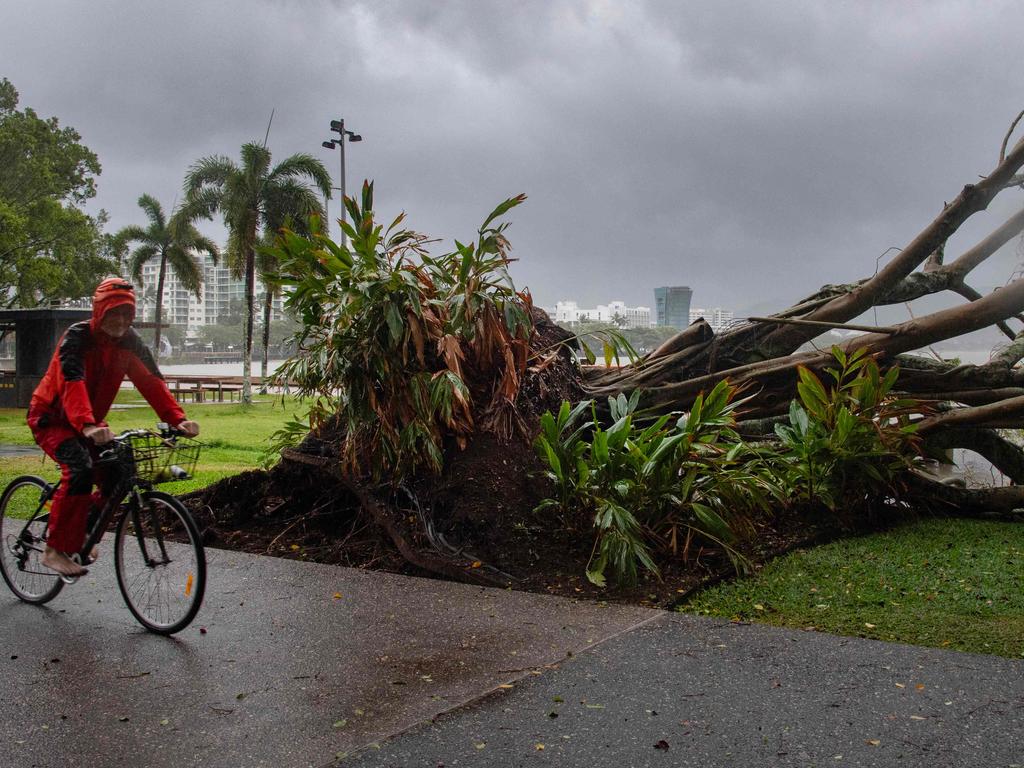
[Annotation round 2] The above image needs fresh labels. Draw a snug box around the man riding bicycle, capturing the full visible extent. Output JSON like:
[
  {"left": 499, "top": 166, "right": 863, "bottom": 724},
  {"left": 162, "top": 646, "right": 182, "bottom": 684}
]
[{"left": 26, "top": 277, "right": 199, "bottom": 578}]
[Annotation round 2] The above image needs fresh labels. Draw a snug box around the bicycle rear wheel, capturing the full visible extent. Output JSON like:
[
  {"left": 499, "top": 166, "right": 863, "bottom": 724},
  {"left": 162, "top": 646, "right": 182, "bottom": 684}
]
[
  {"left": 0, "top": 476, "right": 64, "bottom": 604},
  {"left": 114, "top": 491, "right": 206, "bottom": 634}
]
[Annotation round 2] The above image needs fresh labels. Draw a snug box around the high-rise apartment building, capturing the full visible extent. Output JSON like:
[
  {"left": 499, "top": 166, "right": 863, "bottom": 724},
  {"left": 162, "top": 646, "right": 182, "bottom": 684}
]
[
  {"left": 653, "top": 286, "right": 692, "bottom": 328},
  {"left": 137, "top": 254, "right": 284, "bottom": 331}
]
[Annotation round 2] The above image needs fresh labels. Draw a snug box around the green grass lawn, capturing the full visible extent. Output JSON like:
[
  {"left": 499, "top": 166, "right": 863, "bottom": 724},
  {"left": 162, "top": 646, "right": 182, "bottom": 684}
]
[
  {"left": 682, "top": 517, "right": 1024, "bottom": 658},
  {"left": 0, "top": 390, "right": 303, "bottom": 494}
]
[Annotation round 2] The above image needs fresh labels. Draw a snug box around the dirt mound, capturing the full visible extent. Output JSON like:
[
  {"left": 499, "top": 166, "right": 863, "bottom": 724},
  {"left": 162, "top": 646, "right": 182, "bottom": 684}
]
[{"left": 179, "top": 311, "right": 760, "bottom": 606}]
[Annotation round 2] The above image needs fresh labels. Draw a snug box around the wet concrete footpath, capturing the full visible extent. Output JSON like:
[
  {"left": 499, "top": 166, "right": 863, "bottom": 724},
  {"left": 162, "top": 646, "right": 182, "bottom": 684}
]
[
  {"left": 3, "top": 550, "right": 1023, "bottom": 768},
  {"left": 0, "top": 547, "right": 658, "bottom": 767},
  {"left": 342, "top": 614, "right": 1024, "bottom": 767}
]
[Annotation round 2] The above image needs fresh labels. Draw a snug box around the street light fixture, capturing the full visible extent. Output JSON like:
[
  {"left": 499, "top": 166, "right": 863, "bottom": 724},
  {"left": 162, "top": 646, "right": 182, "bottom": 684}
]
[{"left": 321, "top": 118, "right": 362, "bottom": 246}]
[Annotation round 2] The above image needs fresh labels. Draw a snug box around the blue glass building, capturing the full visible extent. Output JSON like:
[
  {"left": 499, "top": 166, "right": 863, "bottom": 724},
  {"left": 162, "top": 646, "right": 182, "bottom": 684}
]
[{"left": 653, "top": 286, "right": 692, "bottom": 328}]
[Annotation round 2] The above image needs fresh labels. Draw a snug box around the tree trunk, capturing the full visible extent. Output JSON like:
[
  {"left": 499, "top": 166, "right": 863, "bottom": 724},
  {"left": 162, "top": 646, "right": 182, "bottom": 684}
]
[
  {"left": 260, "top": 288, "right": 272, "bottom": 394},
  {"left": 241, "top": 214, "right": 258, "bottom": 406},
  {"left": 154, "top": 253, "right": 167, "bottom": 362},
  {"left": 569, "top": 128, "right": 1024, "bottom": 518}
]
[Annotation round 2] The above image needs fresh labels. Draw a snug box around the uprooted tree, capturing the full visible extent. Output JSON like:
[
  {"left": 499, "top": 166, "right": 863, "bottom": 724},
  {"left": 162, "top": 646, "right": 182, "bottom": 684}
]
[{"left": 198, "top": 113, "right": 1024, "bottom": 588}]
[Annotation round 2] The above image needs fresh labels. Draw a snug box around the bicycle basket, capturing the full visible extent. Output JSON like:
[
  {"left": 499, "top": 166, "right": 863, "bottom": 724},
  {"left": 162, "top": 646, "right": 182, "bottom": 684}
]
[{"left": 128, "top": 433, "right": 203, "bottom": 484}]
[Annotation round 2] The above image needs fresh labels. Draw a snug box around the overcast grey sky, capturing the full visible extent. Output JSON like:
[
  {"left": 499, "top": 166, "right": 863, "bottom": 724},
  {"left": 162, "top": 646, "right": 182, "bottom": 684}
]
[{"left": 3, "top": 0, "right": 1023, "bottom": 317}]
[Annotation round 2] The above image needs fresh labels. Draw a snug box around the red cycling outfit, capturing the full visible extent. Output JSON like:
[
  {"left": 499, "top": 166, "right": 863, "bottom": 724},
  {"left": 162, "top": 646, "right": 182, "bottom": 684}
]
[{"left": 26, "top": 278, "right": 187, "bottom": 554}]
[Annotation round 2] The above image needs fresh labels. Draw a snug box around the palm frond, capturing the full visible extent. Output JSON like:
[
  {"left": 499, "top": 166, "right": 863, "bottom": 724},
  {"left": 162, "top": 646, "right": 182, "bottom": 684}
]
[
  {"left": 240, "top": 142, "right": 272, "bottom": 183},
  {"left": 188, "top": 231, "right": 220, "bottom": 265},
  {"left": 136, "top": 194, "right": 166, "bottom": 231},
  {"left": 127, "top": 243, "right": 161, "bottom": 283},
  {"left": 184, "top": 155, "right": 237, "bottom": 198},
  {"left": 112, "top": 224, "right": 153, "bottom": 253},
  {"left": 165, "top": 246, "right": 203, "bottom": 298},
  {"left": 262, "top": 180, "right": 325, "bottom": 235},
  {"left": 224, "top": 228, "right": 249, "bottom": 279},
  {"left": 168, "top": 210, "right": 220, "bottom": 262},
  {"left": 267, "top": 153, "right": 332, "bottom": 199},
  {"left": 178, "top": 186, "right": 223, "bottom": 223}
]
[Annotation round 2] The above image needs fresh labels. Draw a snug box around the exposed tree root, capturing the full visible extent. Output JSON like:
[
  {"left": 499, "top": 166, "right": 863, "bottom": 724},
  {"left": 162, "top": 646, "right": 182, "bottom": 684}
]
[
  {"left": 281, "top": 448, "right": 512, "bottom": 587},
  {"left": 920, "top": 427, "right": 1024, "bottom": 485},
  {"left": 908, "top": 471, "right": 1024, "bottom": 518}
]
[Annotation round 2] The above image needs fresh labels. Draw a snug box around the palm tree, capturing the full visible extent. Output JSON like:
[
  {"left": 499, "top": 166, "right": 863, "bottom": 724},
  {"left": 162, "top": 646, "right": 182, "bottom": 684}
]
[
  {"left": 183, "top": 143, "right": 330, "bottom": 403},
  {"left": 114, "top": 194, "right": 219, "bottom": 361}
]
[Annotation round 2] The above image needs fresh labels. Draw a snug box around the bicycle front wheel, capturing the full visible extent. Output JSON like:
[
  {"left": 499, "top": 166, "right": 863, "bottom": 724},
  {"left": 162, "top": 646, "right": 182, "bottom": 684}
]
[
  {"left": 114, "top": 491, "right": 206, "bottom": 634},
  {"left": 0, "top": 476, "right": 64, "bottom": 604}
]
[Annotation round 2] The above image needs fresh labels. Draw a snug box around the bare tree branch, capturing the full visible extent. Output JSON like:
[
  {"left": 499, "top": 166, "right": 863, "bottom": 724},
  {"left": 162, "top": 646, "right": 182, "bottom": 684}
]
[
  {"left": 1000, "top": 109, "right": 1024, "bottom": 163},
  {"left": 764, "top": 139, "right": 1024, "bottom": 354}
]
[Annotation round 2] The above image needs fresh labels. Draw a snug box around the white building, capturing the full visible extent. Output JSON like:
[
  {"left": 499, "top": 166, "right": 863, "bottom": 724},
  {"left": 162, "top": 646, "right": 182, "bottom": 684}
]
[
  {"left": 137, "top": 253, "right": 284, "bottom": 332},
  {"left": 689, "top": 307, "right": 735, "bottom": 331},
  {"left": 551, "top": 299, "right": 652, "bottom": 329}
]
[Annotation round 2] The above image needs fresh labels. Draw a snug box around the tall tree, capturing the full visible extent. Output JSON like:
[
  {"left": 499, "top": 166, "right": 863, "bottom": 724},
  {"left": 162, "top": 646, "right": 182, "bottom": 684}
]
[
  {"left": 0, "top": 77, "right": 113, "bottom": 306},
  {"left": 183, "top": 142, "right": 329, "bottom": 402},
  {"left": 114, "top": 194, "right": 219, "bottom": 360}
]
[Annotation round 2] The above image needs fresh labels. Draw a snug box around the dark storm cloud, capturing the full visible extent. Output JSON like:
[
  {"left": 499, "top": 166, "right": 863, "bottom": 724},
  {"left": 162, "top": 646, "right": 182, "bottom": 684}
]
[{"left": 3, "top": 0, "right": 1023, "bottom": 316}]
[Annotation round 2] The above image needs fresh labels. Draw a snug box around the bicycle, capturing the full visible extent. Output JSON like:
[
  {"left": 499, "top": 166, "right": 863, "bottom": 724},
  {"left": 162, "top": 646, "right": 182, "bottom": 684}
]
[{"left": 0, "top": 424, "right": 207, "bottom": 635}]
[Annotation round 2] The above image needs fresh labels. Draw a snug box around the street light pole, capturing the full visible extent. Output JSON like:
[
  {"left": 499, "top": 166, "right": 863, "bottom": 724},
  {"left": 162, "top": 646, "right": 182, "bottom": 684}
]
[{"left": 322, "top": 119, "right": 362, "bottom": 247}]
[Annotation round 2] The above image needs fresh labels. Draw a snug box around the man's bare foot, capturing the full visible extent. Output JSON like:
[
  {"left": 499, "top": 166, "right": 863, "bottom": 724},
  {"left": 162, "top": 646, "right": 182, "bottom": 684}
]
[
  {"left": 42, "top": 547, "right": 88, "bottom": 578},
  {"left": 85, "top": 546, "right": 99, "bottom": 565}
]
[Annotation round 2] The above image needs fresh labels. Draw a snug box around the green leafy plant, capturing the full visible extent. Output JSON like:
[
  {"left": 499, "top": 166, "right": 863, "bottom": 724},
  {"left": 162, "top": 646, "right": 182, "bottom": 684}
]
[
  {"left": 264, "top": 182, "right": 533, "bottom": 481},
  {"left": 535, "top": 381, "right": 780, "bottom": 587},
  {"left": 535, "top": 325, "right": 640, "bottom": 368},
  {"left": 774, "top": 346, "right": 923, "bottom": 517},
  {"left": 533, "top": 399, "right": 595, "bottom": 523}
]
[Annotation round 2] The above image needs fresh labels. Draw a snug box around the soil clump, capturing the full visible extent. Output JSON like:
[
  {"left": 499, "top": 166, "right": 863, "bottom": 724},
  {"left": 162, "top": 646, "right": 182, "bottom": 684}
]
[{"left": 180, "top": 311, "right": 822, "bottom": 609}]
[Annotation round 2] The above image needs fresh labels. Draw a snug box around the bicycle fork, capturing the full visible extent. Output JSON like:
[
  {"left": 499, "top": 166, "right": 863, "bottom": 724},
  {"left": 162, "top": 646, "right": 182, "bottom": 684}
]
[{"left": 128, "top": 491, "right": 171, "bottom": 568}]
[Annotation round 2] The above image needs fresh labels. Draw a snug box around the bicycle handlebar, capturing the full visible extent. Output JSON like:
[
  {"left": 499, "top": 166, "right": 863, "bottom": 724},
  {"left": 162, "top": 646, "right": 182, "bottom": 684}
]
[{"left": 97, "top": 424, "right": 187, "bottom": 462}]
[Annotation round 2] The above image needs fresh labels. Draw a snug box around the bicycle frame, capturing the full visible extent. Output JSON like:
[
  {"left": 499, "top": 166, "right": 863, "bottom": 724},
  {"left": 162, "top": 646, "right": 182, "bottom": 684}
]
[{"left": 13, "top": 458, "right": 167, "bottom": 573}]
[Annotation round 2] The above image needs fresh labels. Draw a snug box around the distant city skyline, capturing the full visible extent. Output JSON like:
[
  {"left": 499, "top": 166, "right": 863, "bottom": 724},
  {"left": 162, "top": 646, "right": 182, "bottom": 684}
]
[{"left": 549, "top": 289, "right": 737, "bottom": 331}]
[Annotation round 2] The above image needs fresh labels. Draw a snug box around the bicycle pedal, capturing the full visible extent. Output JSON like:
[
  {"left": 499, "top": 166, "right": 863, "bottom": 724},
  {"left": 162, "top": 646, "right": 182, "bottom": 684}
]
[{"left": 58, "top": 569, "right": 88, "bottom": 585}]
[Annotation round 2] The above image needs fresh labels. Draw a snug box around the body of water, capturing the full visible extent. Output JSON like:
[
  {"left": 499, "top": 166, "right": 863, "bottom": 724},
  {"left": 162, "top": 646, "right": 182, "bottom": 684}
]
[
  {"left": 159, "top": 360, "right": 285, "bottom": 377},
  {"left": 155, "top": 347, "right": 1000, "bottom": 377}
]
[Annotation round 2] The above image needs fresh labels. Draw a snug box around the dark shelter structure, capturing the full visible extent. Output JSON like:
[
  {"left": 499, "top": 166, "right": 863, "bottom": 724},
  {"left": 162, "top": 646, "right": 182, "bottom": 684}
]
[{"left": 0, "top": 308, "right": 91, "bottom": 408}]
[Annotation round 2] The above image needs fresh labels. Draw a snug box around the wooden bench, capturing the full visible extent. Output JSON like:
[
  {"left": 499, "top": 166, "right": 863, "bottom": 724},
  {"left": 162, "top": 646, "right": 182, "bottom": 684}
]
[
  {"left": 165, "top": 376, "right": 271, "bottom": 403},
  {"left": 166, "top": 379, "right": 206, "bottom": 403},
  {"left": 137, "top": 375, "right": 290, "bottom": 403}
]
